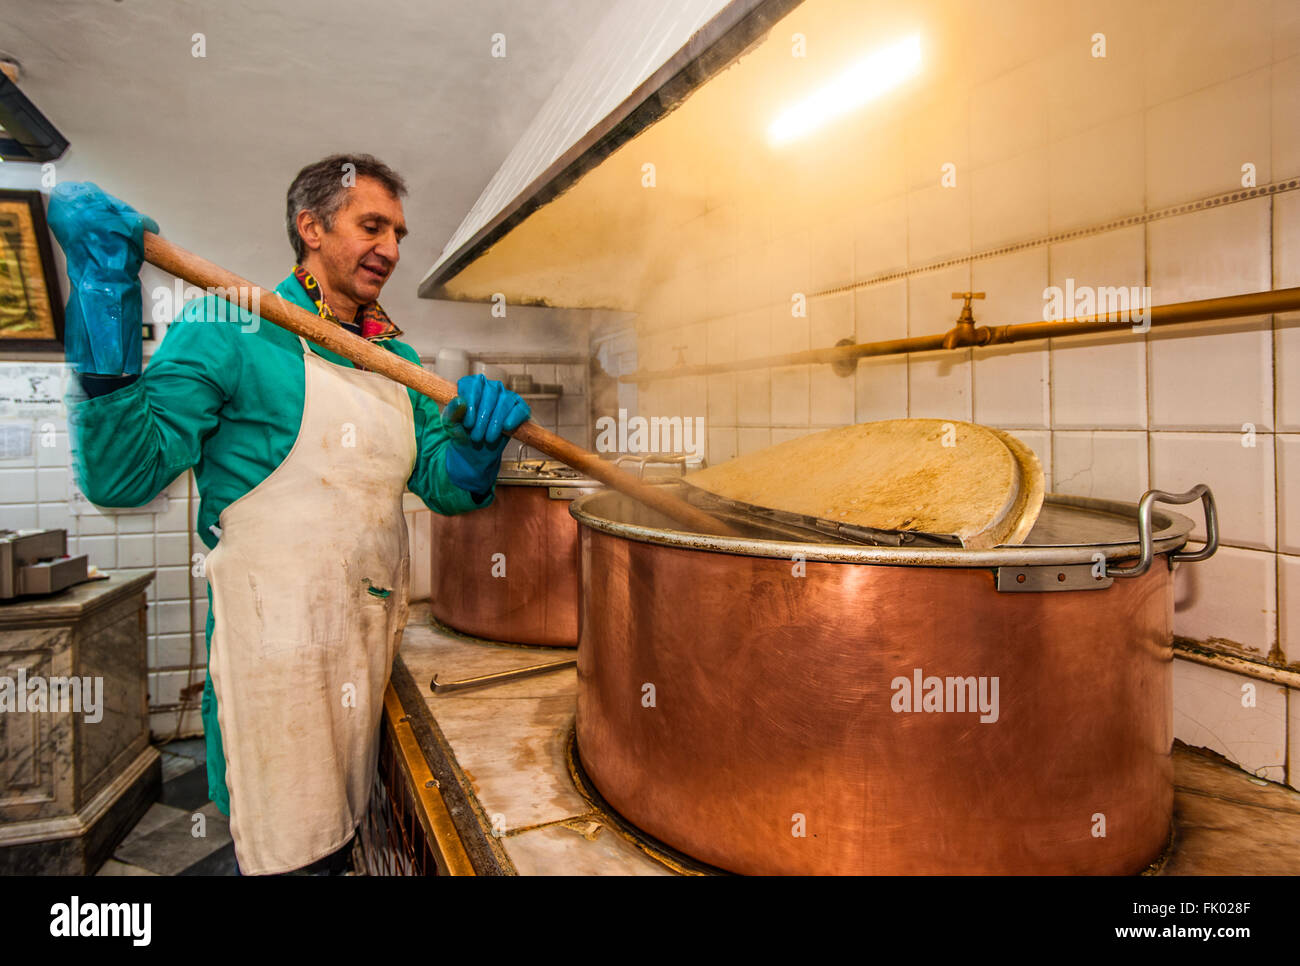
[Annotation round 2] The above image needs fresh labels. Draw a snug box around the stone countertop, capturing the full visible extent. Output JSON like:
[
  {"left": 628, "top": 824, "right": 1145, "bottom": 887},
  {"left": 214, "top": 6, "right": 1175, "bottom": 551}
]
[{"left": 394, "top": 602, "right": 673, "bottom": 875}]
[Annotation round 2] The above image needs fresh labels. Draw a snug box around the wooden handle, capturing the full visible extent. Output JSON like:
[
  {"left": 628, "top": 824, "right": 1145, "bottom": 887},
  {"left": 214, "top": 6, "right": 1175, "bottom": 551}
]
[{"left": 142, "top": 232, "right": 736, "bottom": 537}]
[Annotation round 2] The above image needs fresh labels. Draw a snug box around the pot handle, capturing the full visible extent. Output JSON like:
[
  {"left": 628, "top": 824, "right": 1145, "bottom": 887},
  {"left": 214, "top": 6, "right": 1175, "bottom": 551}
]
[
  {"left": 1109, "top": 484, "right": 1218, "bottom": 578},
  {"left": 613, "top": 453, "right": 689, "bottom": 479}
]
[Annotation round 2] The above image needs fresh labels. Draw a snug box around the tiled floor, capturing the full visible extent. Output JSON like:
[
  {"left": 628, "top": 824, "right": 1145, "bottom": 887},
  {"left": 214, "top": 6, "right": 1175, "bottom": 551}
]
[{"left": 97, "top": 738, "right": 238, "bottom": 877}]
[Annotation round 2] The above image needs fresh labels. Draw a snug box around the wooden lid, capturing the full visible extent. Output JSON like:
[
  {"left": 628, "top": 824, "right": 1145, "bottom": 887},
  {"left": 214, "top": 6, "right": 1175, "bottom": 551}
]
[
  {"left": 986, "top": 428, "right": 1045, "bottom": 546},
  {"left": 683, "top": 419, "right": 1045, "bottom": 548}
]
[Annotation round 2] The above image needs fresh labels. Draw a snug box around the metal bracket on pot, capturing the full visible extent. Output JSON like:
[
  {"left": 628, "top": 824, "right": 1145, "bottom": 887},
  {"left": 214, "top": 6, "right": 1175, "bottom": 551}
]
[
  {"left": 996, "top": 563, "right": 1113, "bottom": 592},
  {"left": 1108, "top": 484, "right": 1219, "bottom": 579},
  {"left": 548, "top": 485, "right": 600, "bottom": 501}
]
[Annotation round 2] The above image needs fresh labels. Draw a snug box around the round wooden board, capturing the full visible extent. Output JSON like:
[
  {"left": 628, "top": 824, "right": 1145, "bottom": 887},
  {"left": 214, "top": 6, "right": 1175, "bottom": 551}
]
[
  {"left": 986, "top": 428, "right": 1045, "bottom": 545},
  {"left": 682, "top": 418, "right": 1032, "bottom": 548}
]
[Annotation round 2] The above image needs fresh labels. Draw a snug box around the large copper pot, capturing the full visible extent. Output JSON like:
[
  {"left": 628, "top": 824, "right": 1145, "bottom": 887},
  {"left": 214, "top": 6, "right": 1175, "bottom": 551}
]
[
  {"left": 430, "top": 462, "right": 597, "bottom": 647},
  {"left": 571, "top": 485, "right": 1218, "bottom": 875}
]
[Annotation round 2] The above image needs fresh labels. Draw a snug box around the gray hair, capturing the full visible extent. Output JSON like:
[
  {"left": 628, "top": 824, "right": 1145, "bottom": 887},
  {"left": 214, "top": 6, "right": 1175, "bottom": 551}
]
[{"left": 285, "top": 154, "right": 408, "bottom": 261}]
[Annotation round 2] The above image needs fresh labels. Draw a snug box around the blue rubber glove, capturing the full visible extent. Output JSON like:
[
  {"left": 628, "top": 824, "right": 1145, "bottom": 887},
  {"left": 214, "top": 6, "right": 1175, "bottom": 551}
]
[
  {"left": 47, "top": 182, "right": 158, "bottom": 376},
  {"left": 443, "top": 374, "right": 531, "bottom": 496}
]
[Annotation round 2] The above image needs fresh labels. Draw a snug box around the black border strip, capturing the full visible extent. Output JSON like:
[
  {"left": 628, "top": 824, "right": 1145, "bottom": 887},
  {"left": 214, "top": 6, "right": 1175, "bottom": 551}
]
[
  {"left": 389, "top": 657, "right": 516, "bottom": 875},
  {"left": 419, "top": 0, "right": 806, "bottom": 300}
]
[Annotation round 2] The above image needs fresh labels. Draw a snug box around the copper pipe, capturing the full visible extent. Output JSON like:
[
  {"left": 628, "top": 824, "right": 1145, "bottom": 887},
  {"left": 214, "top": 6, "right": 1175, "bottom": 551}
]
[
  {"left": 620, "top": 285, "right": 1300, "bottom": 384},
  {"left": 141, "top": 231, "right": 737, "bottom": 537}
]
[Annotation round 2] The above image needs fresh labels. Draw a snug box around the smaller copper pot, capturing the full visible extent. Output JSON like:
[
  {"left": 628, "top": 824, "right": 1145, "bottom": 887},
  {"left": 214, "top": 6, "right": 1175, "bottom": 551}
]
[{"left": 429, "top": 461, "right": 597, "bottom": 647}]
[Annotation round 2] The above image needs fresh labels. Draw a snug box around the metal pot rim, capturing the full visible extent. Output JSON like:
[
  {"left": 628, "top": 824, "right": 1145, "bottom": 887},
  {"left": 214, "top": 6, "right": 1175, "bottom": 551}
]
[
  {"left": 569, "top": 490, "right": 1197, "bottom": 566},
  {"left": 497, "top": 475, "right": 598, "bottom": 489},
  {"left": 496, "top": 459, "right": 596, "bottom": 487}
]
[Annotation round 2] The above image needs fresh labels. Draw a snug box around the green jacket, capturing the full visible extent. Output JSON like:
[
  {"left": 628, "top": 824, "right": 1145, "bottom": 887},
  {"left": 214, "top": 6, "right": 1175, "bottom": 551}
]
[{"left": 66, "top": 273, "right": 489, "bottom": 814}]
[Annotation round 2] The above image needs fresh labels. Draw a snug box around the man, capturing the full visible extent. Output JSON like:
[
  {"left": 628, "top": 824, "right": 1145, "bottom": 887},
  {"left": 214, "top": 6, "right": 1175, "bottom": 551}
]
[{"left": 50, "top": 155, "right": 529, "bottom": 875}]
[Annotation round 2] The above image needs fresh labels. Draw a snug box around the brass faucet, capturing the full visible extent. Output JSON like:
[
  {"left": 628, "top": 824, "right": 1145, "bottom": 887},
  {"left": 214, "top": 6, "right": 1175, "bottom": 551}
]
[{"left": 942, "top": 291, "right": 989, "bottom": 349}]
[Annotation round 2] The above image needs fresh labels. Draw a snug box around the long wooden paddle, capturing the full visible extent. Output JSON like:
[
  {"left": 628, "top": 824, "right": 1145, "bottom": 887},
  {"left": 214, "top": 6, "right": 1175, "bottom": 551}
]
[{"left": 142, "top": 232, "right": 736, "bottom": 537}]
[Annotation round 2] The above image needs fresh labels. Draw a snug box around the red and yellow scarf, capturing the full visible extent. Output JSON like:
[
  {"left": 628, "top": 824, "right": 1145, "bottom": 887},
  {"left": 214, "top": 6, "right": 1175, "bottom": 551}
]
[{"left": 292, "top": 264, "right": 403, "bottom": 342}]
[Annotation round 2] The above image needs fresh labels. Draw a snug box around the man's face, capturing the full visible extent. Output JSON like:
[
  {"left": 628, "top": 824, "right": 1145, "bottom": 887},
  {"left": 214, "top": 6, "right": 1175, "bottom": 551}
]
[{"left": 303, "top": 175, "right": 407, "bottom": 307}]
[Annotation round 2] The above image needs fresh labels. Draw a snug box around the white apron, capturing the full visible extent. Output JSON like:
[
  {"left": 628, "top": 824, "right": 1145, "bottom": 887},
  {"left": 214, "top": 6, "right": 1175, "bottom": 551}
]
[{"left": 205, "top": 335, "right": 415, "bottom": 875}]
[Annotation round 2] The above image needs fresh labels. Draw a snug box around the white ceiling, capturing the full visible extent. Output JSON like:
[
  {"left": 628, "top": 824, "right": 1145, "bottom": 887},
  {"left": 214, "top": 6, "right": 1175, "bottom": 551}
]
[{"left": 0, "top": 0, "right": 610, "bottom": 346}]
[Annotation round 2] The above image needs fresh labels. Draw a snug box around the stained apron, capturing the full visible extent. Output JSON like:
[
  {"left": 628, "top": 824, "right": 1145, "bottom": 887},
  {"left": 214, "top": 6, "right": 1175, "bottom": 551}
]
[{"left": 204, "top": 334, "right": 415, "bottom": 875}]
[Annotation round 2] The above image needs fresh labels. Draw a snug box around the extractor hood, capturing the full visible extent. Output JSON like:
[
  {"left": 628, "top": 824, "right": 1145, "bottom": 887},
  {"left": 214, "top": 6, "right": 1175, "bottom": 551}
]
[{"left": 418, "top": 0, "right": 802, "bottom": 307}]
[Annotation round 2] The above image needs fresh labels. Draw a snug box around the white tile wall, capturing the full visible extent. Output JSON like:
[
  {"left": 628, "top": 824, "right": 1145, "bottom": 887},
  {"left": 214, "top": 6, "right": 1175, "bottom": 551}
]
[
  {"left": 770, "top": 366, "right": 810, "bottom": 427},
  {"left": 1045, "top": 7, "right": 1144, "bottom": 136},
  {"left": 1150, "top": 432, "right": 1275, "bottom": 550},
  {"left": 498, "top": 358, "right": 589, "bottom": 461},
  {"left": 1139, "top": 0, "right": 1273, "bottom": 107},
  {"left": 766, "top": 232, "right": 811, "bottom": 312},
  {"left": 1277, "top": 435, "right": 1300, "bottom": 554},
  {"left": 853, "top": 281, "right": 908, "bottom": 422},
  {"left": 1275, "top": 54, "right": 1300, "bottom": 176},
  {"left": 811, "top": 223, "right": 855, "bottom": 294},
  {"left": 707, "top": 373, "right": 737, "bottom": 427},
  {"left": 772, "top": 305, "right": 810, "bottom": 356},
  {"left": 970, "top": 148, "right": 1050, "bottom": 250},
  {"left": 855, "top": 280, "right": 907, "bottom": 343},
  {"left": 1291, "top": 687, "right": 1300, "bottom": 791},
  {"left": 907, "top": 183, "right": 971, "bottom": 266},
  {"left": 853, "top": 197, "right": 908, "bottom": 281},
  {"left": 1278, "top": 197, "right": 1300, "bottom": 443},
  {"left": 1275, "top": 315, "right": 1300, "bottom": 432},
  {"left": 149, "top": 668, "right": 206, "bottom": 709},
  {"left": 1174, "top": 546, "right": 1278, "bottom": 661},
  {"left": 1051, "top": 332, "right": 1148, "bottom": 430},
  {"left": 1052, "top": 431, "right": 1148, "bottom": 502},
  {"left": 809, "top": 293, "right": 852, "bottom": 352},
  {"left": 909, "top": 351, "right": 973, "bottom": 421},
  {"left": 1048, "top": 112, "right": 1145, "bottom": 233},
  {"left": 972, "top": 249, "right": 1050, "bottom": 428},
  {"left": 736, "top": 368, "right": 771, "bottom": 427},
  {"left": 970, "top": 58, "right": 1050, "bottom": 168},
  {"left": 1147, "top": 199, "right": 1271, "bottom": 304},
  {"left": 1047, "top": 227, "right": 1147, "bottom": 426},
  {"left": 736, "top": 427, "right": 770, "bottom": 457},
  {"left": 855, "top": 357, "right": 908, "bottom": 423},
  {"left": 972, "top": 345, "right": 1050, "bottom": 429},
  {"left": 1279, "top": 554, "right": 1300, "bottom": 663},
  {"left": 1145, "top": 68, "right": 1272, "bottom": 209},
  {"left": 810, "top": 366, "right": 855, "bottom": 427},
  {"left": 903, "top": 93, "right": 969, "bottom": 193},
  {"left": 706, "top": 315, "right": 736, "bottom": 364},
  {"left": 708, "top": 426, "right": 737, "bottom": 465},
  {"left": 1173, "top": 659, "right": 1287, "bottom": 782},
  {"left": 1149, "top": 318, "right": 1273, "bottom": 432}
]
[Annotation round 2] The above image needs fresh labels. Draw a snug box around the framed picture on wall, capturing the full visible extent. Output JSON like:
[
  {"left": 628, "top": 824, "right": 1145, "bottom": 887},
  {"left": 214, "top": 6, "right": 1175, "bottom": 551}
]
[{"left": 0, "top": 188, "right": 63, "bottom": 351}]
